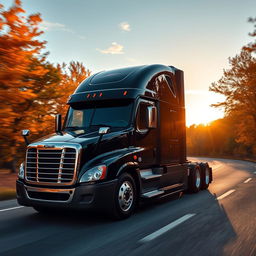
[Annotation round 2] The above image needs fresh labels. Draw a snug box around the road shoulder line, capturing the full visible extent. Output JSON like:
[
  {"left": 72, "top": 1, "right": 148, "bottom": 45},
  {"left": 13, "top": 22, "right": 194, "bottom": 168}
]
[
  {"left": 243, "top": 178, "right": 252, "bottom": 183},
  {"left": 216, "top": 189, "right": 236, "bottom": 200},
  {"left": 0, "top": 206, "right": 24, "bottom": 212},
  {"left": 139, "top": 213, "right": 196, "bottom": 243}
]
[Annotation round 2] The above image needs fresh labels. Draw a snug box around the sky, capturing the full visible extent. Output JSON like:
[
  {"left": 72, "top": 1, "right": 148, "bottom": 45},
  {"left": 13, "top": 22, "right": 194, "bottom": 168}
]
[{"left": 3, "top": 0, "right": 256, "bottom": 126}]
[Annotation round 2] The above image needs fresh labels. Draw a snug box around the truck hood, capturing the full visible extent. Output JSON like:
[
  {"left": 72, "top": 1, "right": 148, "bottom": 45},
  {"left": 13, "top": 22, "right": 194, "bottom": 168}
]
[
  {"left": 32, "top": 131, "right": 100, "bottom": 148},
  {"left": 29, "top": 129, "right": 131, "bottom": 168}
]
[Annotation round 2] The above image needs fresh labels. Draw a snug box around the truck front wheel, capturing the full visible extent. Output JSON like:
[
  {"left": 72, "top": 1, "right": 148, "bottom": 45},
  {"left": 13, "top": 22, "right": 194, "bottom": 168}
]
[{"left": 112, "top": 173, "right": 137, "bottom": 219}]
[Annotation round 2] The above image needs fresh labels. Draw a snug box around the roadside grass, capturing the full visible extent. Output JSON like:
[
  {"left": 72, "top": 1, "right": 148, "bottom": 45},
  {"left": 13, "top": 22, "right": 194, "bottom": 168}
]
[
  {"left": 0, "top": 169, "right": 16, "bottom": 201},
  {"left": 0, "top": 188, "right": 16, "bottom": 201}
]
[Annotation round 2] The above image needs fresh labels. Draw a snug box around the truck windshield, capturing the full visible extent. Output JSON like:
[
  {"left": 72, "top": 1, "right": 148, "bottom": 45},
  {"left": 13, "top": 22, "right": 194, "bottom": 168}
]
[{"left": 64, "top": 101, "right": 133, "bottom": 131}]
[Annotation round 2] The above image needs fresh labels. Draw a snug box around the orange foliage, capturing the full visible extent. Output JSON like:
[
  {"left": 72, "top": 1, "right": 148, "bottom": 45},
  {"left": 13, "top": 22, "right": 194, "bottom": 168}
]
[
  {"left": 0, "top": 1, "right": 91, "bottom": 172},
  {"left": 209, "top": 18, "right": 256, "bottom": 156}
]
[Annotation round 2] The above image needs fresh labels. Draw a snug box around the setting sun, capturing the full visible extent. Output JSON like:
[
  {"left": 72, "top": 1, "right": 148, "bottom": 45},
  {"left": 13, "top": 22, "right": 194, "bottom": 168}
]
[{"left": 185, "top": 90, "right": 225, "bottom": 126}]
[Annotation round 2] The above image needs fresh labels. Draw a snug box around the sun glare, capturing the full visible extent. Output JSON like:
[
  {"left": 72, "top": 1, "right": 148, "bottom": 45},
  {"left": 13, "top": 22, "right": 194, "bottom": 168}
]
[{"left": 185, "top": 90, "right": 225, "bottom": 126}]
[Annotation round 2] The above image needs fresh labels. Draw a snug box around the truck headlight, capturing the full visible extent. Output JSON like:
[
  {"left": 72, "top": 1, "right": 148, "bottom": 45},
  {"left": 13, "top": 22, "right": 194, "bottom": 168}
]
[
  {"left": 79, "top": 165, "right": 107, "bottom": 183},
  {"left": 18, "top": 162, "right": 25, "bottom": 179}
]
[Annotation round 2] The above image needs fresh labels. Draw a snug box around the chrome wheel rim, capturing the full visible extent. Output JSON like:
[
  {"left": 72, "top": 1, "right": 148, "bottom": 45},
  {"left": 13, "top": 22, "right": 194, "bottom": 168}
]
[
  {"left": 118, "top": 181, "right": 134, "bottom": 212},
  {"left": 205, "top": 168, "right": 210, "bottom": 185},
  {"left": 195, "top": 169, "right": 201, "bottom": 188}
]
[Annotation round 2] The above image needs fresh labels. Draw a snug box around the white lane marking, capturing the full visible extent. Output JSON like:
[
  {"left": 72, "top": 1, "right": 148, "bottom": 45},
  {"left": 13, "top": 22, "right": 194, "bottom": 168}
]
[
  {"left": 0, "top": 206, "right": 24, "bottom": 212},
  {"left": 244, "top": 178, "right": 252, "bottom": 183},
  {"left": 216, "top": 189, "right": 236, "bottom": 200},
  {"left": 139, "top": 214, "right": 196, "bottom": 243}
]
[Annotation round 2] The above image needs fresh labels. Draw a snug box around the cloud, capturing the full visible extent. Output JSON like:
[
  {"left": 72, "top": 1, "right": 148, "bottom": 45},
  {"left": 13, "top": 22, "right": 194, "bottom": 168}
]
[
  {"left": 97, "top": 42, "right": 124, "bottom": 54},
  {"left": 119, "top": 22, "right": 131, "bottom": 32},
  {"left": 39, "top": 21, "right": 73, "bottom": 32},
  {"left": 126, "top": 57, "right": 137, "bottom": 63}
]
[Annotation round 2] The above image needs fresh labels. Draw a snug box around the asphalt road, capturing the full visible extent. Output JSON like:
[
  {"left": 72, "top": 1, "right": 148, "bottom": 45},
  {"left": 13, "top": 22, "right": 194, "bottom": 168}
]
[{"left": 0, "top": 158, "right": 256, "bottom": 256}]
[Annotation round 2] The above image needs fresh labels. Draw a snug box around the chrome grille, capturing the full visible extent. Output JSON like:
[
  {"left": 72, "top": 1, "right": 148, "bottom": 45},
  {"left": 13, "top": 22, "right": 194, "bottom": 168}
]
[{"left": 25, "top": 147, "right": 78, "bottom": 185}]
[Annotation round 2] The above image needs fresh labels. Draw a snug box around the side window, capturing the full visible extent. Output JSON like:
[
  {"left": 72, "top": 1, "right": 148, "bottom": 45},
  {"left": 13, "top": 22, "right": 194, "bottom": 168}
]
[
  {"left": 165, "top": 75, "right": 177, "bottom": 98},
  {"left": 136, "top": 102, "right": 148, "bottom": 131},
  {"left": 156, "top": 74, "right": 179, "bottom": 104},
  {"left": 146, "top": 78, "right": 160, "bottom": 98}
]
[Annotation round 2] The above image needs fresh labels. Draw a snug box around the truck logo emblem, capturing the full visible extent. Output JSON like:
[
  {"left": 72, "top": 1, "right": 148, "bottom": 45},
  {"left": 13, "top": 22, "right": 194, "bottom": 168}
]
[
  {"left": 36, "top": 145, "right": 55, "bottom": 148},
  {"left": 44, "top": 145, "right": 55, "bottom": 148}
]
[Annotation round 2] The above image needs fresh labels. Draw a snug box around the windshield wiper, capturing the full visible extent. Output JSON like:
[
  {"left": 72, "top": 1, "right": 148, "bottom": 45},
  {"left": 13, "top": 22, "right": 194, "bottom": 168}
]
[{"left": 90, "top": 124, "right": 112, "bottom": 128}]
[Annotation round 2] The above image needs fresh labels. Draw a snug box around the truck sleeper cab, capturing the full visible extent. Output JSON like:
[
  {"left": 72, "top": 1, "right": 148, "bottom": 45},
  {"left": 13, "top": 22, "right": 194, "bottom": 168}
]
[{"left": 16, "top": 64, "right": 213, "bottom": 219}]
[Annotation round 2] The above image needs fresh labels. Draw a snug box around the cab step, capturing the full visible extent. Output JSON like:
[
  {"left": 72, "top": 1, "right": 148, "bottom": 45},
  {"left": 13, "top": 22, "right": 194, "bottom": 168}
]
[
  {"left": 141, "top": 190, "right": 164, "bottom": 198},
  {"left": 141, "top": 174, "right": 162, "bottom": 180},
  {"left": 160, "top": 183, "right": 183, "bottom": 192},
  {"left": 139, "top": 169, "right": 162, "bottom": 181},
  {"left": 141, "top": 183, "right": 184, "bottom": 199}
]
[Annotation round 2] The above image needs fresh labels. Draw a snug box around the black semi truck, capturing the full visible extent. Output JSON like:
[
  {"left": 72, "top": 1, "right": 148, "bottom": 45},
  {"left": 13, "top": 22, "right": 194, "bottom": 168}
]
[{"left": 16, "top": 64, "right": 212, "bottom": 219}]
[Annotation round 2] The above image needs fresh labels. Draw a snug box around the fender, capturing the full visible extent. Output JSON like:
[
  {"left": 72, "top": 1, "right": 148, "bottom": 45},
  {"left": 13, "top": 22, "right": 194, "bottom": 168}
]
[
  {"left": 116, "top": 162, "right": 139, "bottom": 176},
  {"left": 78, "top": 146, "right": 143, "bottom": 180}
]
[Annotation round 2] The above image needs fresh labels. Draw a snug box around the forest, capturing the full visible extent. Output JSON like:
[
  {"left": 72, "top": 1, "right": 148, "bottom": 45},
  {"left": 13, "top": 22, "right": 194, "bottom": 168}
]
[
  {"left": 0, "top": 1, "right": 256, "bottom": 172},
  {"left": 188, "top": 17, "right": 256, "bottom": 159}
]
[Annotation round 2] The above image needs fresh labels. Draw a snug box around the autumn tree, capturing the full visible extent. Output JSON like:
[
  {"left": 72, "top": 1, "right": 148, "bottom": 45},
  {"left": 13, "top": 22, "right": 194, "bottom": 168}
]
[
  {"left": 209, "top": 18, "right": 256, "bottom": 155},
  {"left": 0, "top": 1, "right": 61, "bottom": 172},
  {"left": 186, "top": 117, "right": 241, "bottom": 157},
  {"left": 55, "top": 61, "right": 91, "bottom": 116},
  {"left": 0, "top": 1, "right": 92, "bottom": 172},
  {"left": 243, "top": 17, "right": 256, "bottom": 53}
]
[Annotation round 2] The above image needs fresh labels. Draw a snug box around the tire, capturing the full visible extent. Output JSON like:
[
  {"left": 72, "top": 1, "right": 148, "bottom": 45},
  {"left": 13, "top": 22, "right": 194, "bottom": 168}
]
[
  {"left": 188, "top": 165, "right": 201, "bottom": 193},
  {"left": 199, "top": 163, "right": 211, "bottom": 190},
  {"left": 112, "top": 173, "right": 137, "bottom": 220}
]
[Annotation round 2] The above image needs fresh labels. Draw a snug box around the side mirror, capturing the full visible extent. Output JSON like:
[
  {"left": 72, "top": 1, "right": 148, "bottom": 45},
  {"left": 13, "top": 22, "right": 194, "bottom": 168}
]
[
  {"left": 21, "top": 129, "right": 30, "bottom": 145},
  {"left": 55, "top": 114, "right": 62, "bottom": 134},
  {"left": 98, "top": 127, "right": 110, "bottom": 135},
  {"left": 22, "top": 129, "right": 30, "bottom": 136},
  {"left": 147, "top": 106, "right": 157, "bottom": 128}
]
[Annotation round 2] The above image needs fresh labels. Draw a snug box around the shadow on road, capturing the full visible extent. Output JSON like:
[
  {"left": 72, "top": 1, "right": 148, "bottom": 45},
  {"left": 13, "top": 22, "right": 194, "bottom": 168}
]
[{"left": 7, "top": 189, "right": 238, "bottom": 256}]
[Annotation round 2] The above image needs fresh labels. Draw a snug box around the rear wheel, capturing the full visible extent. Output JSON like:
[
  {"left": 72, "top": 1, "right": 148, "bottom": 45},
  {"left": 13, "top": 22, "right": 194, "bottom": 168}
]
[
  {"left": 200, "top": 163, "right": 211, "bottom": 190},
  {"left": 188, "top": 165, "right": 201, "bottom": 193},
  {"left": 112, "top": 173, "right": 137, "bottom": 220}
]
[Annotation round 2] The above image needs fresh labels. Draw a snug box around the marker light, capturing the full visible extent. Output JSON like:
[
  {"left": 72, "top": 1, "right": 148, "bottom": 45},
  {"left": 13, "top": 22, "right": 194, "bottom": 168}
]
[
  {"left": 87, "top": 94, "right": 90, "bottom": 98},
  {"left": 123, "top": 90, "right": 127, "bottom": 96},
  {"left": 99, "top": 92, "right": 103, "bottom": 97},
  {"left": 133, "top": 155, "right": 138, "bottom": 160},
  {"left": 93, "top": 93, "right": 96, "bottom": 98}
]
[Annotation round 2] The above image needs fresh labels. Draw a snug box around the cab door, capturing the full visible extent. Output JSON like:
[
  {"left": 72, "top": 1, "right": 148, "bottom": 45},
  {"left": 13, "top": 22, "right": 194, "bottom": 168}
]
[{"left": 134, "top": 99, "right": 158, "bottom": 167}]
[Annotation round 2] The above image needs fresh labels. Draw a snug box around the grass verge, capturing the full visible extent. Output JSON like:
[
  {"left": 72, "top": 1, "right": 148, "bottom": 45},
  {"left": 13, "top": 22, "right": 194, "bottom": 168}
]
[{"left": 0, "top": 188, "right": 16, "bottom": 201}]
